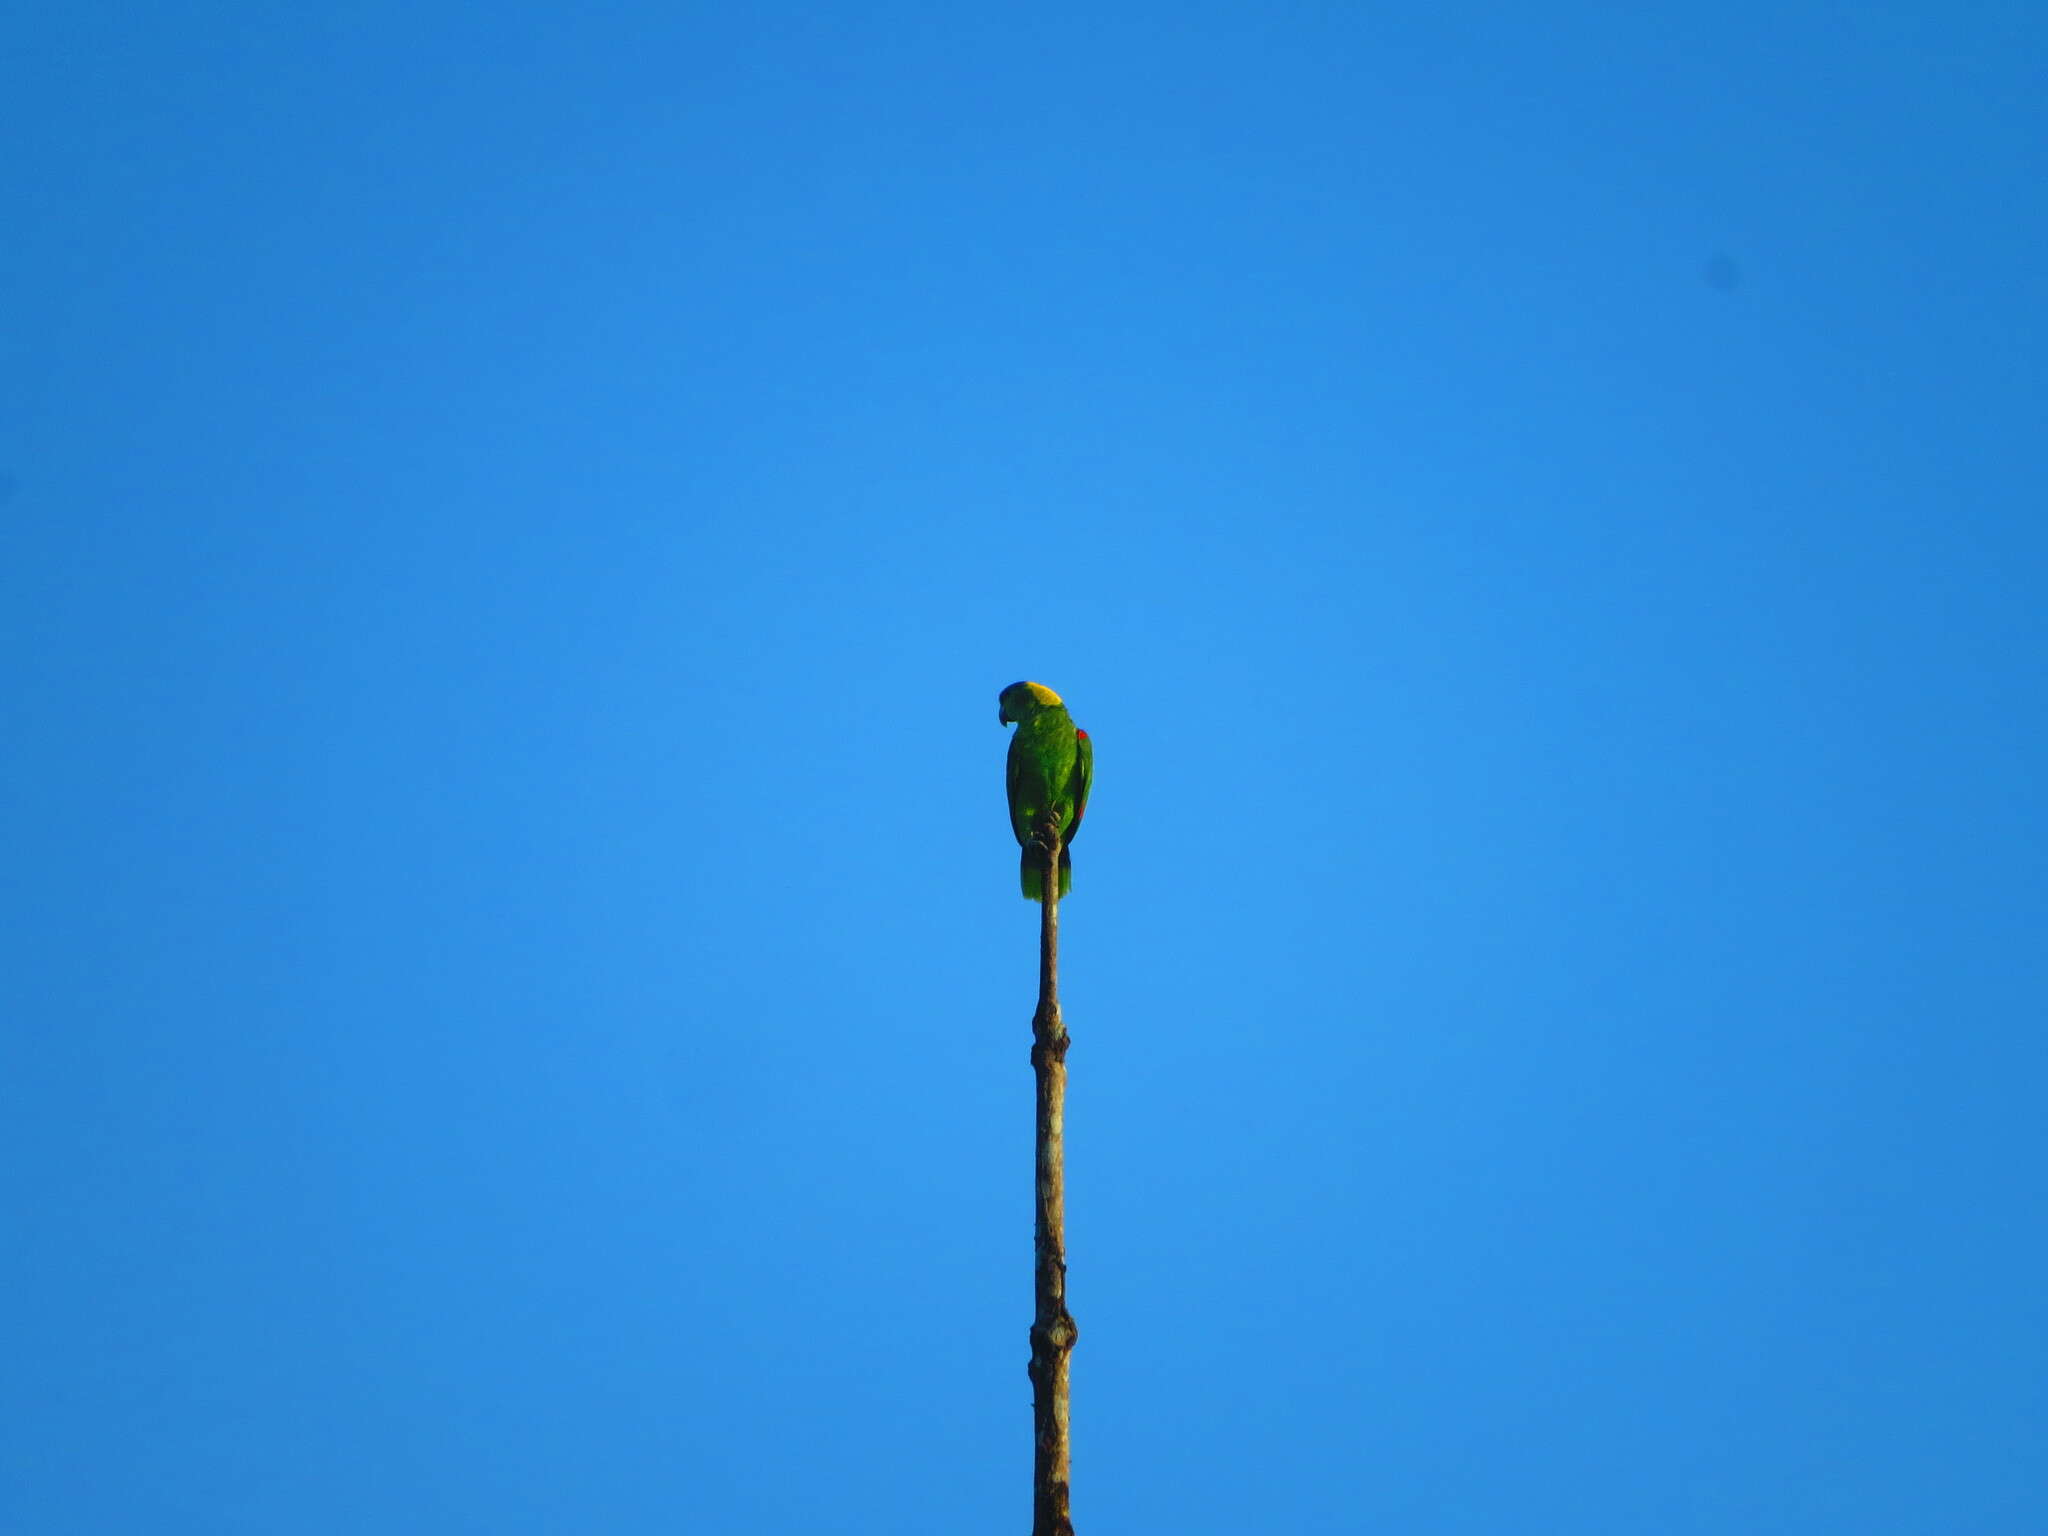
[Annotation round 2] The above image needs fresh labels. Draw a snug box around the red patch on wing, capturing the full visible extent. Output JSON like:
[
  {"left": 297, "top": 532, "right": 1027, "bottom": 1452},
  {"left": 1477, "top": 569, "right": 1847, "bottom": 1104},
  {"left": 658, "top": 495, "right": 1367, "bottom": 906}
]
[{"left": 1075, "top": 729, "right": 1089, "bottom": 739}]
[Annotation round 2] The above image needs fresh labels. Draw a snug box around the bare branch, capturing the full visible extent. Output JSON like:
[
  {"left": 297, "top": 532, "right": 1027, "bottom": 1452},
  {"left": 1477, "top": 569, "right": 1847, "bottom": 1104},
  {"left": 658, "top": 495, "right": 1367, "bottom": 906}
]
[{"left": 1029, "top": 816, "right": 1077, "bottom": 1536}]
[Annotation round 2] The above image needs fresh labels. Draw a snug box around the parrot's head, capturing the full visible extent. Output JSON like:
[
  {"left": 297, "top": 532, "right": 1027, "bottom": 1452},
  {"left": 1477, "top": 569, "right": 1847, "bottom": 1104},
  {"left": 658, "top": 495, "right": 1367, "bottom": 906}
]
[{"left": 998, "top": 680, "right": 1064, "bottom": 725}]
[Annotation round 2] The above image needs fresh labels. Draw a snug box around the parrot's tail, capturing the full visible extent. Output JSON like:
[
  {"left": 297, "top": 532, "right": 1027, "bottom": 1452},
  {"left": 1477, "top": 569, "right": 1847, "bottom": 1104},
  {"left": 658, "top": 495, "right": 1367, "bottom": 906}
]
[{"left": 1018, "top": 845, "right": 1074, "bottom": 901}]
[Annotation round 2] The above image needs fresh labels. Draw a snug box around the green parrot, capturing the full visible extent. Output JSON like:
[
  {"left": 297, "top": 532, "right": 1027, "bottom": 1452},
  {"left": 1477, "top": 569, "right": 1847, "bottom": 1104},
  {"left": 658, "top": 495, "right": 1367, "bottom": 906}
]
[{"left": 998, "top": 681, "right": 1093, "bottom": 900}]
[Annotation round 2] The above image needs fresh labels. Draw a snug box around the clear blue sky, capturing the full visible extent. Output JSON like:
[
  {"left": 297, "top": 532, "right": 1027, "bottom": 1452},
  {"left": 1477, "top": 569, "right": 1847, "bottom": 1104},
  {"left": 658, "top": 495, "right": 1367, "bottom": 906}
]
[{"left": 5, "top": 3, "right": 2045, "bottom": 1532}]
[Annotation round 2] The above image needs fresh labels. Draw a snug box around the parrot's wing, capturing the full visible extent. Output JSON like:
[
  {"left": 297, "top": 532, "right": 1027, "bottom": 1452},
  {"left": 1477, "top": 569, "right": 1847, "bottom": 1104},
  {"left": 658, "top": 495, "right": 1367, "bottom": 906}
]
[
  {"left": 1005, "top": 732, "right": 1030, "bottom": 845},
  {"left": 1065, "top": 728, "right": 1092, "bottom": 843}
]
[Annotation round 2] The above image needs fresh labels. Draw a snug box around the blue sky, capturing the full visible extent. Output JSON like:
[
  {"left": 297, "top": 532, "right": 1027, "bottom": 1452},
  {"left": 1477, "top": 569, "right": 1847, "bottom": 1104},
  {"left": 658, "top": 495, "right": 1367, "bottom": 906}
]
[{"left": 5, "top": 3, "right": 2045, "bottom": 1532}]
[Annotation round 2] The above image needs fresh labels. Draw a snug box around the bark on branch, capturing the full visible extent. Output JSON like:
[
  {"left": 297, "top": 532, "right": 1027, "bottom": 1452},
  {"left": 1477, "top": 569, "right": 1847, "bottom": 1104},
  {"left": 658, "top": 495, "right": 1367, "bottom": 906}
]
[{"left": 1029, "top": 816, "right": 1077, "bottom": 1536}]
